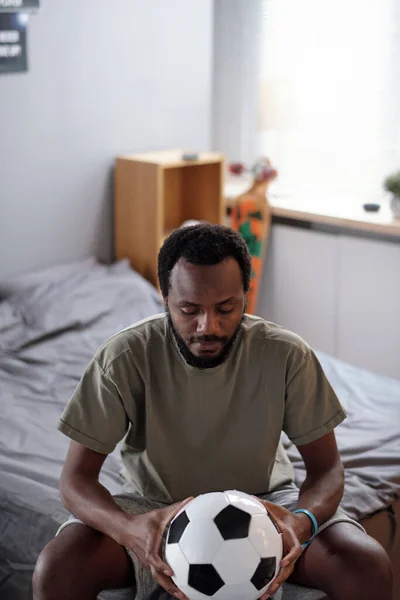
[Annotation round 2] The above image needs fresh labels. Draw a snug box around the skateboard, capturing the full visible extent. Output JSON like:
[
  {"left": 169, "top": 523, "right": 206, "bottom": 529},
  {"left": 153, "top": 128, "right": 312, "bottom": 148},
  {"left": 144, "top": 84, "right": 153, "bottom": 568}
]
[{"left": 229, "top": 158, "right": 277, "bottom": 315}]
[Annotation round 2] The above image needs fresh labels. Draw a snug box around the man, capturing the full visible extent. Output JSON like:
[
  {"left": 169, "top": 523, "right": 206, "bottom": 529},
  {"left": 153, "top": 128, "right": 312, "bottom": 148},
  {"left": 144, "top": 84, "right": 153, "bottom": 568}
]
[{"left": 33, "top": 224, "right": 392, "bottom": 600}]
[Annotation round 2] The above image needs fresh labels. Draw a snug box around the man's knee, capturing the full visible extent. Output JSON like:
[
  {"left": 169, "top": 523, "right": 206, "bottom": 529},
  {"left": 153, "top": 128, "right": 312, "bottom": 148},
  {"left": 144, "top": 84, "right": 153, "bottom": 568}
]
[
  {"left": 294, "top": 523, "right": 393, "bottom": 600},
  {"left": 33, "top": 524, "right": 100, "bottom": 600},
  {"left": 325, "top": 527, "right": 393, "bottom": 599},
  {"left": 33, "top": 539, "right": 73, "bottom": 600},
  {"left": 32, "top": 523, "right": 134, "bottom": 600},
  {"left": 343, "top": 535, "right": 393, "bottom": 592}
]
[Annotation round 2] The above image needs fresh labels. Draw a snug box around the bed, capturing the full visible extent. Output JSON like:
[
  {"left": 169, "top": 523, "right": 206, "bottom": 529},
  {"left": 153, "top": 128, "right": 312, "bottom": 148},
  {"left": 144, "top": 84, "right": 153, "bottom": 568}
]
[{"left": 0, "top": 258, "right": 399, "bottom": 600}]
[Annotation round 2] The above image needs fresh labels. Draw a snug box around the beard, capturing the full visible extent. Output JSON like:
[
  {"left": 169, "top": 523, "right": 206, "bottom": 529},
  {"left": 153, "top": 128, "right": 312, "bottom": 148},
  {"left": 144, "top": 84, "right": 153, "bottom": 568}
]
[{"left": 166, "top": 308, "right": 244, "bottom": 369}]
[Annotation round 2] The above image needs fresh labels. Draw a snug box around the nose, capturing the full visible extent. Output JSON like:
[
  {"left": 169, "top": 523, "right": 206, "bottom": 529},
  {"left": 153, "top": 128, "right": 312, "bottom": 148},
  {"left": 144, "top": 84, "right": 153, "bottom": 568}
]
[{"left": 196, "top": 311, "right": 220, "bottom": 336}]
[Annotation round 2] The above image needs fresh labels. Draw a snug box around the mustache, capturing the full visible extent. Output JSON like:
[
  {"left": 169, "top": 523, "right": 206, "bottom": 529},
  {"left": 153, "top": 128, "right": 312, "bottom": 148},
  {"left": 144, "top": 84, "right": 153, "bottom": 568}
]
[{"left": 190, "top": 335, "right": 228, "bottom": 344}]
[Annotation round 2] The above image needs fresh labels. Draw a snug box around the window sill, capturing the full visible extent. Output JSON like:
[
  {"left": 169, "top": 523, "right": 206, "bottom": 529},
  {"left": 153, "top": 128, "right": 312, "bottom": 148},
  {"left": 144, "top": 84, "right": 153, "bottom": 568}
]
[{"left": 224, "top": 174, "right": 400, "bottom": 240}]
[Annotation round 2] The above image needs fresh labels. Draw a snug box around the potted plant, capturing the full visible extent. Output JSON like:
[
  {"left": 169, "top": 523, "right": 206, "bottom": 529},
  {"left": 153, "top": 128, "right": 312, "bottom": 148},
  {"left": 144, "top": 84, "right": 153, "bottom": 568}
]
[{"left": 383, "top": 170, "right": 400, "bottom": 218}]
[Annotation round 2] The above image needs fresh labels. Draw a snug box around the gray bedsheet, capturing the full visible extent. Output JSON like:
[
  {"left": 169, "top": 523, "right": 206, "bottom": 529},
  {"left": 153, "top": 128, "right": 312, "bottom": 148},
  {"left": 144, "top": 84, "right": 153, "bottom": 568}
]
[
  {"left": 0, "top": 259, "right": 164, "bottom": 598},
  {"left": 283, "top": 352, "right": 400, "bottom": 521},
  {"left": 0, "top": 259, "right": 399, "bottom": 599}
]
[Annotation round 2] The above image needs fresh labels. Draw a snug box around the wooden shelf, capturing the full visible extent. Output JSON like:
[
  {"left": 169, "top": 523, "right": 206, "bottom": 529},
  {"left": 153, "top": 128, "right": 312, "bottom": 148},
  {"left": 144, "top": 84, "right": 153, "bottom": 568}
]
[
  {"left": 119, "top": 149, "right": 223, "bottom": 168},
  {"left": 114, "top": 149, "right": 225, "bottom": 287}
]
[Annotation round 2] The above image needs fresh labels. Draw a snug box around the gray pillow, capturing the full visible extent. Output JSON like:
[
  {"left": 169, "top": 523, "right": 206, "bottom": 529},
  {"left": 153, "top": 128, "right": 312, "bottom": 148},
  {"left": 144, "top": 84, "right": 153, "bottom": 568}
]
[{"left": 0, "top": 257, "right": 97, "bottom": 300}]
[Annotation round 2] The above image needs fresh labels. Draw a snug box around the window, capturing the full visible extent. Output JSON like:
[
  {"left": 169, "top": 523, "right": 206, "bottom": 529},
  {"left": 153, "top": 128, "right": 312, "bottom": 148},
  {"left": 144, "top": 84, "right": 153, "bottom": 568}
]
[{"left": 258, "top": 0, "right": 400, "bottom": 200}]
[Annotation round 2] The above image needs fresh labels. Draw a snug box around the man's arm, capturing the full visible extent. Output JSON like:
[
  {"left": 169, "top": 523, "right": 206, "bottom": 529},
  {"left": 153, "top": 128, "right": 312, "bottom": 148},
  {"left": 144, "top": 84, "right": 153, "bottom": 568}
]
[
  {"left": 291, "top": 430, "right": 345, "bottom": 544},
  {"left": 257, "top": 430, "right": 344, "bottom": 599},
  {"left": 59, "top": 440, "right": 131, "bottom": 547},
  {"left": 60, "top": 440, "right": 193, "bottom": 600}
]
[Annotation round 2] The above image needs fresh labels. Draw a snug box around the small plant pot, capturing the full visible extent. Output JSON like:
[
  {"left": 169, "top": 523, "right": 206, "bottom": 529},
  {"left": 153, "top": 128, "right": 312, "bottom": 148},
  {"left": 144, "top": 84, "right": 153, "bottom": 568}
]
[{"left": 390, "top": 195, "right": 400, "bottom": 218}]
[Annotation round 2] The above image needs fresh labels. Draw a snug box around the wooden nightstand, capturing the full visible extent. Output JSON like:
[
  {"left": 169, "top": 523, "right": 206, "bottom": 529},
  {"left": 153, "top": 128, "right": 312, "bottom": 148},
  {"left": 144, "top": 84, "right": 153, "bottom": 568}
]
[{"left": 114, "top": 149, "right": 225, "bottom": 287}]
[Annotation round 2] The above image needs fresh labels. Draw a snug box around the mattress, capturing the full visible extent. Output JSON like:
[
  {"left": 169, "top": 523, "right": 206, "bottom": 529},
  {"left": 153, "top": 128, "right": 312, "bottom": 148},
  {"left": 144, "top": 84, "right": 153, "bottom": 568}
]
[{"left": 0, "top": 258, "right": 399, "bottom": 599}]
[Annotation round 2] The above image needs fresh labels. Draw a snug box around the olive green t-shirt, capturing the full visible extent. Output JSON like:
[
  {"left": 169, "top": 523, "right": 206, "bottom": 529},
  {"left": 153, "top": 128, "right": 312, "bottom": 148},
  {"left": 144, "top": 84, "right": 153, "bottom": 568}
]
[{"left": 57, "top": 314, "right": 346, "bottom": 503}]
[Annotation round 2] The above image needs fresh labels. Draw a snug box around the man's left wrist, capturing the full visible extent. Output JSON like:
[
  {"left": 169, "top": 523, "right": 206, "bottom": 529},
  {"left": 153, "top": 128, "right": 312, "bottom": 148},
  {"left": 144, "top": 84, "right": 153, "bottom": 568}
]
[
  {"left": 292, "top": 509, "right": 319, "bottom": 548},
  {"left": 292, "top": 512, "right": 313, "bottom": 545}
]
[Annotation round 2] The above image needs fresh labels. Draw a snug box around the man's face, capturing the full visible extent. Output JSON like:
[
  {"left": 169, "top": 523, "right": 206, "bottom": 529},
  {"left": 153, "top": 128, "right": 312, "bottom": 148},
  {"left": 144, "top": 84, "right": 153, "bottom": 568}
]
[{"left": 166, "top": 257, "right": 246, "bottom": 368}]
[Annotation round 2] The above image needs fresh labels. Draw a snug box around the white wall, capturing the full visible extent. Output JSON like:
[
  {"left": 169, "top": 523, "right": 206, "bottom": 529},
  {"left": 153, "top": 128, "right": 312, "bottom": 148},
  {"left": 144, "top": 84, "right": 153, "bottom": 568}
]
[
  {"left": 337, "top": 235, "right": 400, "bottom": 377},
  {"left": 258, "top": 225, "right": 338, "bottom": 355},
  {"left": 0, "top": 0, "right": 214, "bottom": 278},
  {"left": 258, "top": 224, "right": 400, "bottom": 380}
]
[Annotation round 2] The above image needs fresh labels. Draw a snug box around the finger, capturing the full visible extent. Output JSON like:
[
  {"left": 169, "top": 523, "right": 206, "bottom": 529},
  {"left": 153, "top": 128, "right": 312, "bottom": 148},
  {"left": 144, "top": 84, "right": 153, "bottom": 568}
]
[
  {"left": 266, "top": 552, "right": 299, "bottom": 595},
  {"left": 280, "top": 528, "right": 302, "bottom": 567},
  {"left": 149, "top": 528, "right": 171, "bottom": 574},
  {"left": 263, "top": 528, "right": 301, "bottom": 597},
  {"left": 145, "top": 533, "right": 174, "bottom": 577},
  {"left": 267, "top": 560, "right": 296, "bottom": 596},
  {"left": 150, "top": 565, "right": 189, "bottom": 600},
  {"left": 166, "top": 496, "right": 194, "bottom": 523},
  {"left": 258, "top": 569, "right": 288, "bottom": 600},
  {"left": 147, "top": 550, "right": 173, "bottom": 576},
  {"left": 281, "top": 542, "right": 302, "bottom": 567},
  {"left": 266, "top": 567, "right": 295, "bottom": 597}
]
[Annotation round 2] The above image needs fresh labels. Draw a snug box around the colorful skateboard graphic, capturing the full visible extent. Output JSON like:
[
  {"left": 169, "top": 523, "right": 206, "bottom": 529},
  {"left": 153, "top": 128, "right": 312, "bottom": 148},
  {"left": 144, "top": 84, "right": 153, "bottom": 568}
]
[{"left": 229, "top": 158, "right": 277, "bottom": 315}]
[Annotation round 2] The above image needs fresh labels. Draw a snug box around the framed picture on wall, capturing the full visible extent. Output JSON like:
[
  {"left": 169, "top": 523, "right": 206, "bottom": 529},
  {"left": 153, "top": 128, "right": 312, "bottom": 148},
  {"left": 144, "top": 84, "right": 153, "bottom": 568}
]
[
  {"left": 0, "top": 12, "right": 28, "bottom": 73},
  {"left": 0, "top": 0, "right": 39, "bottom": 11}
]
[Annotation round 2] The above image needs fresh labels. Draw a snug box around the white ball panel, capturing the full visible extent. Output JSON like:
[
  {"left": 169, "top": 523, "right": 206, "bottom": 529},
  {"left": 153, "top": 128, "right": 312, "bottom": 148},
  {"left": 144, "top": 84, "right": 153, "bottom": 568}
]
[
  {"left": 186, "top": 492, "right": 229, "bottom": 521},
  {"left": 179, "top": 585, "right": 211, "bottom": 600},
  {"left": 164, "top": 543, "right": 189, "bottom": 585},
  {"left": 180, "top": 520, "right": 223, "bottom": 564},
  {"left": 224, "top": 490, "right": 266, "bottom": 516},
  {"left": 213, "top": 581, "right": 259, "bottom": 600},
  {"left": 248, "top": 514, "right": 283, "bottom": 560},
  {"left": 213, "top": 538, "right": 260, "bottom": 585}
]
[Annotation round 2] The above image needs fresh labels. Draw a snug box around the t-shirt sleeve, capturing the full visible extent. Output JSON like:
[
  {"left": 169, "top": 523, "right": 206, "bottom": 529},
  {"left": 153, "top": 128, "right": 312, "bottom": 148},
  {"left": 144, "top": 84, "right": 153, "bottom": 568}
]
[
  {"left": 283, "top": 348, "right": 346, "bottom": 446},
  {"left": 57, "top": 357, "right": 129, "bottom": 454}
]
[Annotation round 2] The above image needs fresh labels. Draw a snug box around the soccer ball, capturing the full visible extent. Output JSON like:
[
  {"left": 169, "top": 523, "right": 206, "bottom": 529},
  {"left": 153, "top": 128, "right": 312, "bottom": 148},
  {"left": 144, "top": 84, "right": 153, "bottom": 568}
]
[{"left": 164, "top": 490, "right": 283, "bottom": 600}]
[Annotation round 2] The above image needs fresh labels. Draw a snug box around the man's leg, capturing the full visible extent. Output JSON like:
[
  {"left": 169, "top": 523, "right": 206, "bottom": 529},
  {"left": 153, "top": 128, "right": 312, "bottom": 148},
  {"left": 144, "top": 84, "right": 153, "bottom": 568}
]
[
  {"left": 32, "top": 523, "right": 135, "bottom": 600},
  {"left": 289, "top": 522, "right": 393, "bottom": 600}
]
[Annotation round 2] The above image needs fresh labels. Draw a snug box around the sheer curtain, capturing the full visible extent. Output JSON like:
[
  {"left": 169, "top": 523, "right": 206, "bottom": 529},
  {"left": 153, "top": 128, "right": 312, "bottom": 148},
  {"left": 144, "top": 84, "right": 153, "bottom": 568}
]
[
  {"left": 213, "top": 0, "right": 263, "bottom": 167},
  {"left": 257, "top": 0, "right": 400, "bottom": 200}
]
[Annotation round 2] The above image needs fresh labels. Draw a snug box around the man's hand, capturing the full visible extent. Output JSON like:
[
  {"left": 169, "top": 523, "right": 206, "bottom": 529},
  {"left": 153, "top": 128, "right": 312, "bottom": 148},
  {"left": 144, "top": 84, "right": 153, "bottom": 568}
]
[
  {"left": 255, "top": 500, "right": 304, "bottom": 599},
  {"left": 123, "top": 497, "right": 194, "bottom": 600}
]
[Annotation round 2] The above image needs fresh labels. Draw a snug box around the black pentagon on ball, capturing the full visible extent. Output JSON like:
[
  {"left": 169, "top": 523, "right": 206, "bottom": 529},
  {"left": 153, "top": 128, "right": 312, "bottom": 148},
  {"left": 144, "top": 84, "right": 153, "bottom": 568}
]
[
  {"left": 251, "top": 557, "right": 277, "bottom": 590},
  {"left": 214, "top": 505, "right": 251, "bottom": 539},
  {"left": 188, "top": 564, "right": 225, "bottom": 596},
  {"left": 167, "top": 511, "right": 190, "bottom": 544}
]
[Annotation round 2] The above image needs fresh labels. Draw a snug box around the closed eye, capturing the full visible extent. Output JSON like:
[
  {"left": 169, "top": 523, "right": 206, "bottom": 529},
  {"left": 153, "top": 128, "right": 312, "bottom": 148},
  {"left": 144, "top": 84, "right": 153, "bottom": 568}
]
[
  {"left": 217, "top": 307, "right": 234, "bottom": 314},
  {"left": 181, "top": 307, "right": 234, "bottom": 316},
  {"left": 181, "top": 308, "right": 198, "bottom": 316}
]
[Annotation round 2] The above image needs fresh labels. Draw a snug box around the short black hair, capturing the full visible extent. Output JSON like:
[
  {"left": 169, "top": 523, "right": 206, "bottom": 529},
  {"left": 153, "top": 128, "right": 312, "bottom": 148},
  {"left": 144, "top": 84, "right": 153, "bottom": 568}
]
[{"left": 157, "top": 223, "right": 252, "bottom": 298}]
